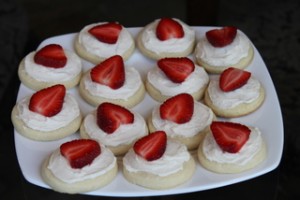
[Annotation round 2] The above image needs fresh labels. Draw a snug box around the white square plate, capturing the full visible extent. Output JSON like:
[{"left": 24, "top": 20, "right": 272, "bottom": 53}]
[{"left": 14, "top": 27, "right": 283, "bottom": 197}]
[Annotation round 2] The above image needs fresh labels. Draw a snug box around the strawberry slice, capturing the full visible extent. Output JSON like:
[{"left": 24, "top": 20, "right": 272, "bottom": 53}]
[
  {"left": 156, "top": 18, "right": 184, "bottom": 41},
  {"left": 88, "top": 22, "right": 122, "bottom": 44},
  {"left": 160, "top": 93, "right": 194, "bottom": 124},
  {"left": 60, "top": 139, "right": 101, "bottom": 169},
  {"left": 34, "top": 44, "right": 67, "bottom": 68},
  {"left": 133, "top": 131, "right": 167, "bottom": 161},
  {"left": 90, "top": 55, "right": 125, "bottom": 89},
  {"left": 206, "top": 26, "right": 237, "bottom": 47},
  {"left": 158, "top": 57, "right": 195, "bottom": 83},
  {"left": 29, "top": 84, "right": 66, "bottom": 117},
  {"left": 219, "top": 67, "right": 251, "bottom": 92},
  {"left": 97, "top": 102, "right": 134, "bottom": 134},
  {"left": 210, "top": 121, "right": 251, "bottom": 153}
]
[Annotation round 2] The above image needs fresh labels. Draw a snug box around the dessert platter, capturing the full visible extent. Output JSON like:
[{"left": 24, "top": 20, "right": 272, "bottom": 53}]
[{"left": 13, "top": 24, "right": 283, "bottom": 197}]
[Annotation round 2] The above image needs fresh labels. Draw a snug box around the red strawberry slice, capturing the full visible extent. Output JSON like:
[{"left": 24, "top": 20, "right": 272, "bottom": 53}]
[
  {"left": 157, "top": 57, "right": 195, "bottom": 83},
  {"left": 219, "top": 67, "right": 251, "bottom": 92},
  {"left": 156, "top": 18, "right": 184, "bottom": 41},
  {"left": 90, "top": 55, "right": 125, "bottom": 89},
  {"left": 34, "top": 44, "right": 67, "bottom": 68},
  {"left": 88, "top": 22, "right": 122, "bottom": 44},
  {"left": 60, "top": 139, "right": 101, "bottom": 169},
  {"left": 97, "top": 102, "right": 134, "bottom": 134},
  {"left": 133, "top": 131, "right": 167, "bottom": 161},
  {"left": 160, "top": 93, "right": 194, "bottom": 124},
  {"left": 206, "top": 26, "right": 237, "bottom": 47},
  {"left": 210, "top": 121, "right": 251, "bottom": 153},
  {"left": 29, "top": 84, "right": 66, "bottom": 117}
]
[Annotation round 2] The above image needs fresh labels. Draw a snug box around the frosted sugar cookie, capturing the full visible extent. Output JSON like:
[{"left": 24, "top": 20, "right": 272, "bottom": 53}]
[
  {"left": 18, "top": 44, "right": 82, "bottom": 90},
  {"left": 11, "top": 84, "right": 82, "bottom": 141},
  {"left": 198, "top": 121, "right": 267, "bottom": 173},
  {"left": 41, "top": 139, "right": 118, "bottom": 194},
  {"left": 137, "top": 18, "right": 195, "bottom": 60},
  {"left": 75, "top": 22, "right": 135, "bottom": 63},
  {"left": 204, "top": 67, "right": 265, "bottom": 117},
  {"left": 146, "top": 57, "right": 209, "bottom": 102},
  {"left": 79, "top": 55, "right": 145, "bottom": 108},
  {"left": 195, "top": 26, "right": 254, "bottom": 73},
  {"left": 123, "top": 131, "right": 195, "bottom": 189}
]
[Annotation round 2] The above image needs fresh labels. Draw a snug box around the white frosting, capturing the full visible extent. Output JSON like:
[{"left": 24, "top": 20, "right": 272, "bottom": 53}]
[
  {"left": 140, "top": 18, "right": 195, "bottom": 54},
  {"left": 78, "top": 22, "right": 134, "bottom": 58},
  {"left": 207, "top": 76, "right": 261, "bottom": 109},
  {"left": 123, "top": 140, "right": 190, "bottom": 176},
  {"left": 152, "top": 101, "right": 214, "bottom": 138},
  {"left": 202, "top": 127, "right": 262, "bottom": 165},
  {"left": 195, "top": 30, "right": 251, "bottom": 66},
  {"left": 17, "top": 94, "right": 80, "bottom": 132},
  {"left": 147, "top": 65, "right": 209, "bottom": 96},
  {"left": 83, "top": 111, "right": 148, "bottom": 147},
  {"left": 47, "top": 145, "right": 116, "bottom": 183},
  {"left": 83, "top": 67, "right": 142, "bottom": 100},
  {"left": 24, "top": 51, "right": 82, "bottom": 82}
]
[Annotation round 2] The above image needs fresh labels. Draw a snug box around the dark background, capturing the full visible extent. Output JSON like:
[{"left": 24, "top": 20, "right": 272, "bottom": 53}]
[{"left": 1, "top": 0, "right": 299, "bottom": 199}]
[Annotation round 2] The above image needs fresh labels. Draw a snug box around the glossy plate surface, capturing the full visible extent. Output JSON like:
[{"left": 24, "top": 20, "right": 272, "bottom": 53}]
[{"left": 14, "top": 27, "right": 283, "bottom": 197}]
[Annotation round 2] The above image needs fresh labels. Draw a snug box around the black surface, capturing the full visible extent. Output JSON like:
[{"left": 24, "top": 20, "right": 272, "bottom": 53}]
[{"left": 1, "top": 0, "right": 300, "bottom": 199}]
